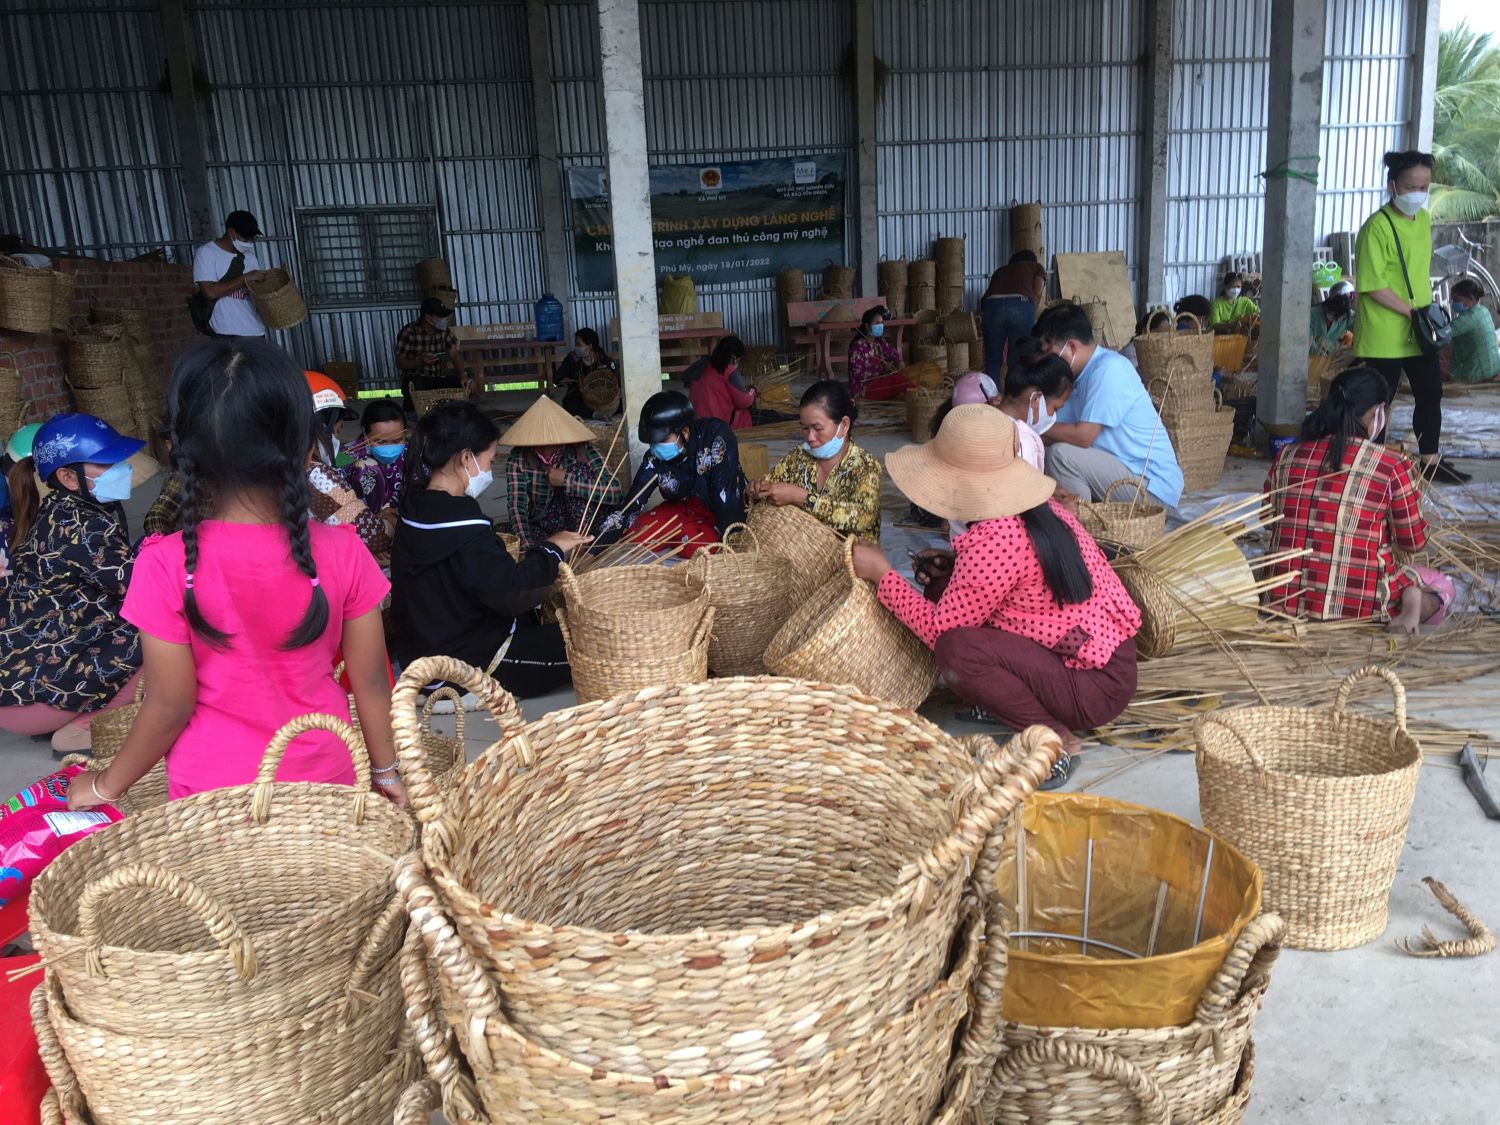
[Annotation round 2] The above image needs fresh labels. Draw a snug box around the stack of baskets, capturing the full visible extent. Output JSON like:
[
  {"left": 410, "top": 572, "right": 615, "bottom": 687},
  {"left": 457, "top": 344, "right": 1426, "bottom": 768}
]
[
  {"left": 1147, "top": 352, "right": 1234, "bottom": 492},
  {"left": 935, "top": 237, "right": 965, "bottom": 313},
  {"left": 67, "top": 326, "right": 135, "bottom": 435},
  {"left": 554, "top": 563, "right": 714, "bottom": 703},
  {"left": 0, "top": 255, "right": 57, "bottom": 334},
  {"left": 1, "top": 351, "right": 22, "bottom": 435},
  {"left": 247, "top": 268, "right": 309, "bottom": 330},
  {"left": 1194, "top": 667, "right": 1422, "bottom": 951},
  {"left": 694, "top": 522, "right": 797, "bottom": 676},
  {"left": 1077, "top": 477, "right": 1166, "bottom": 553},
  {"left": 1010, "top": 199, "right": 1044, "bottom": 260},
  {"left": 390, "top": 658, "right": 1065, "bottom": 1123},
  {"left": 30, "top": 715, "right": 418, "bottom": 1123},
  {"left": 879, "top": 259, "right": 909, "bottom": 316},
  {"left": 909, "top": 259, "right": 938, "bottom": 313},
  {"left": 1133, "top": 311, "right": 1214, "bottom": 390},
  {"left": 94, "top": 307, "right": 160, "bottom": 438},
  {"left": 763, "top": 535, "right": 938, "bottom": 710}
]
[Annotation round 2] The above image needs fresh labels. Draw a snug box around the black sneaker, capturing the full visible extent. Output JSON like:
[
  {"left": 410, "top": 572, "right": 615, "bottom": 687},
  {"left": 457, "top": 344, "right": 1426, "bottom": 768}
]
[
  {"left": 1424, "top": 459, "right": 1471, "bottom": 485},
  {"left": 1038, "top": 752, "right": 1076, "bottom": 791}
]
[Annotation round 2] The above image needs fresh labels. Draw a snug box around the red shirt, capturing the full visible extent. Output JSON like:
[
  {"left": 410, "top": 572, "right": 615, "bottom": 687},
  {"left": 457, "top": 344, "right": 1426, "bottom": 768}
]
[
  {"left": 1264, "top": 436, "right": 1426, "bottom": 620},
  {"left": 877, "top": 501, "right": 1141, "bottom": 670},
  {"left": 688, "top": 364, "right": 755, "bottom": 430}
]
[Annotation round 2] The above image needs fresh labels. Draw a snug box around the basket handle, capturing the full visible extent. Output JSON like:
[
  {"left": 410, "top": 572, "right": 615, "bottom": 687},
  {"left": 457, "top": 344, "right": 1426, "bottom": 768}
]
[
  {"left": 31, "top": 981, "right": 87, "bottom": 1123},
  {"left": 340, "top": 893, "right": 409, "bottom": 1024},
  {"left": 253, "top": 712, "right": 370, "bottom": 826},
  {"left": 1195, "top": 713, "right": 1268, "bottom": 772},
  {"left": 1100, "top": 477, "right": 1149, "bottom": 504},
  {"left": 841, "top": 531, "right": 860, "bottom": 581},
  {"left": 393, "top": 655, "right": 531, "bottom": 865},
  {"left": 690, "top": 606, "right": 716, "bottom": 652},
  {"left": 393, "top": 1080, "right": 440, "bottom": 1125},
  {"left": 396, "top": 854, "right": 503, "bottom": 1102},
  {"left": 906, "top": 725, "right": 1062, "bottom": 916},
  {"left": 721, "top": 521, "right": 759, "bottom": 553},
  {"left": 421, "top": 686, "right": 467, "bottom": 747},
  {"left": 1193, "top": 912, "right": 1286, "bottom": 1025},
  {"left": 553, "top": 561, "right": 584, "bottom": 606},
  {"left": 75, "top": 861, "right": 257, "bottom": 982},
  {"left": 1333, "top": 665, "right": 1408, "bottom": 730},
  {"left": 988, "top": 1040, "right": 1170, "bottom": 1125},
  {"left": 1177, "top": 309, "right": 1205, "bottom": 334}
]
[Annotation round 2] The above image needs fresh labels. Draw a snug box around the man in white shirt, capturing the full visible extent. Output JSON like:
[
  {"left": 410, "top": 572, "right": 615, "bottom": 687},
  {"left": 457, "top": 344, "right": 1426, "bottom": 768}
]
[{"left": 192, "top": 209, "right": 269, "bottom": 340}]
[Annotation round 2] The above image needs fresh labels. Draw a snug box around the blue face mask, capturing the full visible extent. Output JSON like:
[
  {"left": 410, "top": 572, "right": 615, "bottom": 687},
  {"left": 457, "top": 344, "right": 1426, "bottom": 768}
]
[
  {"left": 89, "top": 462, "right": 133, "bottom": 503},
  {"left": 869, "top": 322, "right": 885, "bottom": 338},
  {"left": 1451, "top": 301, "right": 1469, "bottom": 314},
  {"left": 802, "top": 426, "right": 847, "bottom": 461},
  {"left": 651, "top": 441, "right": 684, "bottom": 463},
  {"left": 370, "top": 442, "right": 405, "bottom": 465}
]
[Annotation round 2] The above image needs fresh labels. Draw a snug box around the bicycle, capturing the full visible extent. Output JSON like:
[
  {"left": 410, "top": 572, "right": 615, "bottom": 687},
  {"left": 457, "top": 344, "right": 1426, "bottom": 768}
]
[{"left": 1432, "top": 229, "right": 1499, "bottom": 307}]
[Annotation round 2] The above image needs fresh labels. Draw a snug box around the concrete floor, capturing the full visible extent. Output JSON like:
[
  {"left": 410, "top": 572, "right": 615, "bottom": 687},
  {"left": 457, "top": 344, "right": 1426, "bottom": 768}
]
[{"left": 2, "top": 404, "right": 1496, "bottom": 1124}]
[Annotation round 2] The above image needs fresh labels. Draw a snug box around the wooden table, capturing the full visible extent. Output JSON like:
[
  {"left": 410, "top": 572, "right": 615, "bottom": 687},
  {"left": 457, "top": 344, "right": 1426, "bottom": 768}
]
[
  {"left": 804, "top": 317, "right": 916, "bottom": 379},
  {"left": 452, "top": 323, "right": 566, "bottom": 389},
  {"left": 655, "top": 327, "right": 731, "bottom": 373}
]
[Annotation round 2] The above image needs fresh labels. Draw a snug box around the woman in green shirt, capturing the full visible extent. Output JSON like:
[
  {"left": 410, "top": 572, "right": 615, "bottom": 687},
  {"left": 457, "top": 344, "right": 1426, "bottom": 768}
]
[
  {"left": 1209, "top": 272, "right": 1260, "bottom": 328},
  {"left": 1448, "top": 278, "right": 1500, "bottom": 383},
  {"left": 1308, "top": 291, "right": 1354, "bottom": 356},
  {"left": 1354, "top": 150, "right": 1469, "bottom": 484}
]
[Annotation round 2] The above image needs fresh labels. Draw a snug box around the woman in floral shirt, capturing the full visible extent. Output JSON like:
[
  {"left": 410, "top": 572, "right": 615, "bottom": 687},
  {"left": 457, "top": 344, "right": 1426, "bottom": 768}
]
[{"left": 750, "top": 381, "right": 882, "bottom": 543}]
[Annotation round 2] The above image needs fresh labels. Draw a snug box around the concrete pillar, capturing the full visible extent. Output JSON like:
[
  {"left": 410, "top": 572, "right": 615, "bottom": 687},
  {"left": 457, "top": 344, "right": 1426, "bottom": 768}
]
[
  {"left": 1256, "top": 0, "right": 1325, "bottom": 430},
  {"left": 1408, "top": 0, "right": 1440, "bottom": 151},
  {"left": 160, "top": 0, "right": 213, "bottom": 243},
  {"left": 854, "top": 0, "right": 879, "bottom": 297},
  {"left": 527, "top": 0, "right": 572, "bottom": 334},
  {"left": 597, "top": 0, "right": 661, "bottom": 463},
  {"left": 1137, "top": 0, "right": 1173, "bottom": 309}
]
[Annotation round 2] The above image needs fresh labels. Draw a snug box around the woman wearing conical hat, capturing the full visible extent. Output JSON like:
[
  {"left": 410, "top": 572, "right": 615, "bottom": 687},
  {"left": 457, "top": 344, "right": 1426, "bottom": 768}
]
[
  {"left": 500, "top": 395, "right": 622, "bottom": 552},
  {"left": 851, "top": 405, "right": 1141, "bottom": 790}
]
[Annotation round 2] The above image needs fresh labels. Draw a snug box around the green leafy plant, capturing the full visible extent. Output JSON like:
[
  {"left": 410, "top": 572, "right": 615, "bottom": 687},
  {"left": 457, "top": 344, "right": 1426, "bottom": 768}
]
[{"left": 1431, "top": 23, "right": 1500, "bottom": 221}]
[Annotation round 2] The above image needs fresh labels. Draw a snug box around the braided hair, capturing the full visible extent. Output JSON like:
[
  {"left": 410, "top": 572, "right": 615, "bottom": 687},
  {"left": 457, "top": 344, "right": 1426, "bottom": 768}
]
[{"left": 167, "top": 339, "right": 328, "bottom": 650}]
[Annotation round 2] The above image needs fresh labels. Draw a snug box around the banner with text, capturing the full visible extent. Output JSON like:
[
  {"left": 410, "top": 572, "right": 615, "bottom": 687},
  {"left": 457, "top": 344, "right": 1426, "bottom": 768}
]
[{"left": 568, "top": 154, "right": 847, "bottom": 292}]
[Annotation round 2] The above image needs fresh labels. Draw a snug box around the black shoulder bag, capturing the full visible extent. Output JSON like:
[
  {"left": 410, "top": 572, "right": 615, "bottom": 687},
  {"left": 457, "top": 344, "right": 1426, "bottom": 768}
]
[
  {"left": 186, "top": 250, "right": 245, "bottom": 337},
  {"left": 1381, "top": 210, "right": 1450, "bottom": 355}
]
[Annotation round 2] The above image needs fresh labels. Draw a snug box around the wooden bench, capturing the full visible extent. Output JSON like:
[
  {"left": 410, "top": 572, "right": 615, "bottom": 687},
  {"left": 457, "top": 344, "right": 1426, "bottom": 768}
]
[
  {"left": 452, "top": 322, "right": 566, "bottom": 389},
  {"left": 610, "top": 311, "right": 730, "bottom": 374},
  {"left": 785, "top": 297, "right": 915, "bottom": 379}
]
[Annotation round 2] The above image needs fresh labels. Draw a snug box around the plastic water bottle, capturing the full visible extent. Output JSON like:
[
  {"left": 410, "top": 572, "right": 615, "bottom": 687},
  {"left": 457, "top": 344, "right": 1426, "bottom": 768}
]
[{"left": 535, "top": 293, "right": 564, "bottom": 341}]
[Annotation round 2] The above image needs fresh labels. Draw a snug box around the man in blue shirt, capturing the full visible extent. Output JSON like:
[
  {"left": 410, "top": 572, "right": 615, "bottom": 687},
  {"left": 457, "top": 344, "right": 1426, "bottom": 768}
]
[{"left": 1033, "top": 303, "right": 1184, "bottom": 509}]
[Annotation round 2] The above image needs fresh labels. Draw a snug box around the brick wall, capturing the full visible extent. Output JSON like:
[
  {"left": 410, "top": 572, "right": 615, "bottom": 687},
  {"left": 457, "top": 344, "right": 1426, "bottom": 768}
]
[{"left": 2, "top": 257, "right": 199, "bottom": 428}]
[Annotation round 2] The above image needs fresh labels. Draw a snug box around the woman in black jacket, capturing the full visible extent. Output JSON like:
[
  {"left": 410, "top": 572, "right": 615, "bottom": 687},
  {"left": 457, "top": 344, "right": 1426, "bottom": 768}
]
[{"left": 390, "top": 400, "right": 591, "bottom": 697}]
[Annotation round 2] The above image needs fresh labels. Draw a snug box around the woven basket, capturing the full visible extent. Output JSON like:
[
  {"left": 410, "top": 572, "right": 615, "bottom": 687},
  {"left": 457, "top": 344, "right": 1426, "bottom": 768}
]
[
  {"left": 408, "top": 384, "right": 462, "bottom": 418},
  {"left": 558, "top": 604, "right": 713, "bottom": 704},
  {"left": 553, "top": 562, "right": 709, "bottom": 658},
  {"left": 418, "top": 686, "right": 471, "bottom": 794},
  {"left": 392, "top": 661, "right": 1060, "bottom": 1093},
  {"left": 415, "top": 258, "right": 452, "bottom": 292},
  {"left": 1134, "top": 314, "right": 1213, "bottom": 384},
  {"left": 50, "top": 272, "right": 76, "bottom": 332},
  {"left": 763, "top": 535, "right": 939, "bottom": 711},
  {"left": 70, "top": 382, "right": 134, "bottom": 435},
  {"left": 907, "top": 358, "right": 947, "bottom": 389},
  {"left": 247, "top": 268, "right": 308, "bottom": 329},
  {"left": 1077, "top": 478, "right": 1166, "bottom": 553},
  {"left": 1194, "top": 668, "right": 1422, "bottom": 950},
  {"left": 1202, "top": 1042, "right": 1255, "bottom": 1124},
  {"left": 944, "top": 308, "right": 977, "bottom": 344},
  {"left": 581, "top": 367, "right": 621, "bottom": 414},
  {"left": 909, "top": 381, "right": 951, "bottom": 442},
  {"left": 402, "top": 861, "right": 996, "bottom": 1124},
  {"left": 908, "top": 259, "right": 937, "bottom": 288},
  {"left": 0, "top": 354, "right": 21, "bottom": 431},
  {"left": 983, "top": 915, "right": 1284, "bottom": 1124},
  {"left": 1168, "top": 404, "right": 1236, "bottom": 492},
  {"left": 1212, "top": 333, "right": 1249, "bottom": 373},
  {"left": 31, "top": 714, "right": 415, "bottom": 1035},
  {"left": 694, "top": 522, "right": 798, "bottom": 676},
  {"left": 1220, "top": 373, "right": 1258, "bottom": 401},
  {"left": 68, "top": 328, "right": 126, "bottom": 390},
  {"left": 743, "top": 499, "right": 846, "bottom": 607},
  {"left": 0, "top": 255, "right": 55, "bottom": 334},
  {"left": 1111, "top": 523, "right": 1261, "bottom": 659},
  {"left": 1010, "top": 200, "right": 1043, "bottom": 256},
  {"left": 1147, "top": 354, "right": 1217, "bottom": 418},
  {"left": 583, "top": 418, "right": 632, "bottom": 495},
  {"left": 945, "top": 341, "right": 970, "bottom": 375},
  {"left": 820, "top": 264, "right": 855, "bottom": 300}
]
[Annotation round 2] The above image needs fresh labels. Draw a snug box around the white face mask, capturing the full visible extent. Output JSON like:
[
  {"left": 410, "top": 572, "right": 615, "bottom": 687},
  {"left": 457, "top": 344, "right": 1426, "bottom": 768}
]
[
  {"left": 463, "top": 453, "right": 492, "bottom": 499},
  {"left": 1367, "top": 404, "right": 1387, "bottom": 440},
  {"left": 1027, "top": 394, "right": 1057, "bottom": 436},
  {"left": 1392, "top": 191, "right": 1428, "bottom": 217},
  {"left": 1224, "top": 287, "right": 1241, "bottom": 300},
  {"left": 433, "top": 317, "right": 449, "bottom": 331},
  {"left": 232, "top": 239, "right": 254, "bottom": 254}
]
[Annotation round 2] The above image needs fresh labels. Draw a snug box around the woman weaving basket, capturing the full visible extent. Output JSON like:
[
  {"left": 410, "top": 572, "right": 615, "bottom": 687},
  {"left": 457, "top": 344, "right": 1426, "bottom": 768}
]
[
  {"left": 852, "top": 406, "right": 1141, "bottom": 790},
  {"left": 748, "top": 381, "right": 881, "bottom": 543},
  {"left": 501, "top": 395, "right": 622, "bottom": 552}
]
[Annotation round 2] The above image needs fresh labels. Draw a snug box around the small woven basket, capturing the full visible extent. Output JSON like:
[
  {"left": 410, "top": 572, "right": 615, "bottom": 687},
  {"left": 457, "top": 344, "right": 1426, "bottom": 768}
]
[
  {"left": 1146, "top": 353, "right": 1216, "bottom": 418},
  {"left": 694, "top": 522, "right": 798, "bottom": 676},
  {"left": 553, "top": 562, "right": 709, "bottom": 659},
  {"left": 68, "top": 327, "right": 126, "bottom": 389},
  {"left": 1211, "top": 333, "right": 1250, "bottom": 373},
  {"left": 909, "top": 381, "right": 952, "bottom": 442},
  {"left": 743, "top": 499, "right": 847, "bottom": 607},
  {"left": 247, "top": 268, "right": 309, "bottom": 329},
  {"left": 70, "top": 382, "right": 134, "bottom": 435},
  {"left": 983, "top": 915, "right": 1284, "bottom": 1124},
  {"left": 580, "top": 367, "right": 620, "bottom": 415},
  {"left": 763, "top": 535, "right": 938, "bottom": 711},
  {"left": 408, "top": 384, "right": 462, "bottom": 418},
  {"left": 0, "top": 255, "right": 55, "bottom": 334},
  {"left": 1077, "top": 477, "right": 1166, "bottom": 553},
  {"left": 1168, "top": 403, "right": 1236, "bottom": 491},
  {"left": 558, "top": 604, "right": 713, "bottom": 704},
  {"left": 1133, "top": 312, "right": 1213, "bottom": 383},
  {"left": 417, "top": 686, "right": 474, "bottom": 794},
  {"left": 1193, "top": 668, "right": 1422, "bottom": 950}
]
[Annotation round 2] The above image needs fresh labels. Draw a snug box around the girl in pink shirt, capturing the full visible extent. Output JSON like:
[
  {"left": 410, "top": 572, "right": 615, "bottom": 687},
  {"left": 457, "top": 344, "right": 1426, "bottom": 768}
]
[{"left": 68, "top": 341, "right": 406, "bottom": 808}]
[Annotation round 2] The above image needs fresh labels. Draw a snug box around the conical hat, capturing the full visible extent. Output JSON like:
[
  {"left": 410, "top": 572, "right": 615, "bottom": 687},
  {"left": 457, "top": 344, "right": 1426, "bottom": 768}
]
[{"left": 499, "top": 394, "right": 599, "bottom": 447}]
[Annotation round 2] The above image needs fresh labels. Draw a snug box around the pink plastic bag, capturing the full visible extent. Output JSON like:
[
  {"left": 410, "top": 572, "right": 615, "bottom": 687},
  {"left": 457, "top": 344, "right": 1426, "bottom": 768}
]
[{"left": 0, "top": 766, "right": 122, "bottom": 908}]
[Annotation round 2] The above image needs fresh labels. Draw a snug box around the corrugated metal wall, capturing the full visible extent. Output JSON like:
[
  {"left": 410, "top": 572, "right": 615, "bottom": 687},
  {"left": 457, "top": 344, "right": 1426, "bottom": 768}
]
[
  {"left": 1166, "top": 0, "right": 1415, "bottom": 303},
  {"left": 876, "top": 0, "right": 1147, "bottom": 304}
]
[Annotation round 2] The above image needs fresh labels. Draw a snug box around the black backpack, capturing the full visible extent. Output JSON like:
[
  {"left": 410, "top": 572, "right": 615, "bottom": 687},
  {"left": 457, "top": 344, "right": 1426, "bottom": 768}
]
[{"left": 186, "top": 249, "right": 245, "bottom": 337}]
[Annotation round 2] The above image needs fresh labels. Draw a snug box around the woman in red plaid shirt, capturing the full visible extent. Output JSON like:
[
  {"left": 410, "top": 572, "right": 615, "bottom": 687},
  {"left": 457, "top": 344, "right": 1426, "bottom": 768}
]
[{"left": 1265, "top": 367, "right": 1453, "bottom": 633}]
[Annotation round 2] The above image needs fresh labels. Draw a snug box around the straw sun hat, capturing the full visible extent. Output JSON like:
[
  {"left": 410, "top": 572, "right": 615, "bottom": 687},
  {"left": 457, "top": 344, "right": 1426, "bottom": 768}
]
[
  {"left": 499, "top": 394, "right": 598, "bottom": 447},
  {"left": 885, "top": 404, "right": 1055, "bottom": 523}
]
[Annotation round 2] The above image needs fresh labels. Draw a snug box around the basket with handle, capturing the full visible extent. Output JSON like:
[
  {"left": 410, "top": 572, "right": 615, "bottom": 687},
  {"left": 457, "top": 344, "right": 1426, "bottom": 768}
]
[
  {"left": 580, "top": 367, "right": 621, "bottom": 415},
  {"left": 558, "top": 604, "right": 713, "bottom": 703},
  {"left": 67, "top": 326, "right": 126, "bottom": 390},
  {"left": 1193, "top": 667, "right": 1422, "bottom": 950},
  {"left": 553, "top": 561, "right": 710, "bottom": 659},
  {"left": 763, "top": 535, "right": 939, "bottom": 711},
  {"left": 1147, "top": 354, "right": 1216, "bottom": 419},
  {"left": 743, "top": 499, "right": 846, "bottom": 608},
  {"left": 246, "top": 268, "right": 309, "bottom": 329},
  {"left": 693, "top": 522, "right": 798, "bottom": 676},
  {"left": 1077, "top": 477, "right": 1166, "bottom": 553},
  {"left": 983, "top": 915, "right": 1284, "bottom": 1124},
  {"left": 392, "top": 655, "right": 1062, "bottom": 1085},
  {"left": 909, "top": 380, "right": 953, "bottom": 442},
  {"left": 418, "top": 685, "right": 471, "bottom": 793},
  {"left": 0, "top": 255, "right": 55, "bottom": 334},
  {"left": 30, "top": 714, "right": 415, "bottom": 1034},
  {"left": 408, "top": 383, "right": 462, "bottom": 418},
  {"left": 1166, "top": 394, "right": 1236, "bottom": 492},
  {"left": 1134, "top": 311, "right": 1214, "bottom": 383}
]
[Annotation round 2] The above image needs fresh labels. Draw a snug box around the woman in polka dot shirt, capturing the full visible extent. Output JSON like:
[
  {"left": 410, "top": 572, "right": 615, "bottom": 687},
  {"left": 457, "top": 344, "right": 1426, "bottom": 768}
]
[{"left": 852, "top": 405, "right": 1141, "bottom": 788}]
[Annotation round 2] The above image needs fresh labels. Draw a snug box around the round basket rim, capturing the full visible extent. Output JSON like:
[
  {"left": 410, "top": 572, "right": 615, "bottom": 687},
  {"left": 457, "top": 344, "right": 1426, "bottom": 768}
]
[{"left": 1195, "top": 707, "right": 1423, "bottom": 782}]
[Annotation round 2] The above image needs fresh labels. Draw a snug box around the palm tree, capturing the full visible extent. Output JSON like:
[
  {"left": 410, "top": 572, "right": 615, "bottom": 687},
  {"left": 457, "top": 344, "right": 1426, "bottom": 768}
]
[{"left": 1431, "top": 23, "right": 1500, "bottom": 222}]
